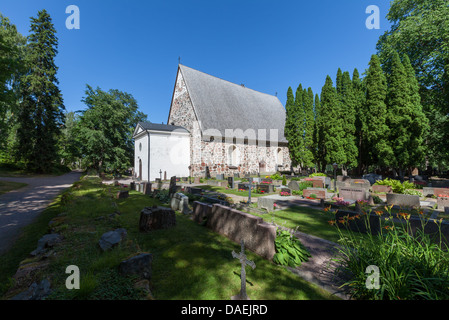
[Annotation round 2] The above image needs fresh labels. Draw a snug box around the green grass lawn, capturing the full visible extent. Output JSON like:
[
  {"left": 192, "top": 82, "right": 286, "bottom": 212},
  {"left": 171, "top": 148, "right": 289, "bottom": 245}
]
[
  {"left": 0, "top": 176, "right": 338, "bottom": 300},
  {"left": 0, "top": 181, "right": 28, "bottom": 196}
]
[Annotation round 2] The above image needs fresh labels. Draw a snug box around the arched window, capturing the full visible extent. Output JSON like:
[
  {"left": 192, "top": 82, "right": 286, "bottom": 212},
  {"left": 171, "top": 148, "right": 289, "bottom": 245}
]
[
  {"left": 277, "top": 148, "right": 283, "bottom": 166},
  {"left": 228, "top": 145, "right": 239, "bottom": 166}
]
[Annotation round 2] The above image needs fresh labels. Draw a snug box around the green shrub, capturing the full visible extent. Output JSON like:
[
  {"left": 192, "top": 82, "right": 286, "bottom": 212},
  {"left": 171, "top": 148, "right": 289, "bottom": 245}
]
[
  {"left": 374, "top": 178, "right": 417, "bottom": 194},
  {"left": 273, "top": 230, "right": 311, "bottom": 267},
  {"left": 309, "top": 173, "right": 327, "bottom": 177},
  {"left": 270, "top": 173, "right": 282, "bottom": 180},
  {"left": 372, "top": 195, "right": 383, "bottom": 204},
  {"left": 298, "top": 181, "right": 313, "bottom": 191},
  {"left": 282, "top": 175, "right": 287, "bottom": 186}
]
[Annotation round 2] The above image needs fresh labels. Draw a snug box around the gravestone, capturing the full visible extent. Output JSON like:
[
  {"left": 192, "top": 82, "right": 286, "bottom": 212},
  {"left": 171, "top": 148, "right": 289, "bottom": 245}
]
[
  {"left": 228, "top": 176, "right": 234, "bottom": 189},
  {"left": 194, "top": 177, "right": 201, "bottom": 184},
  {"left": 205, "top": 166, "right": 211, "bottom": 179},
  {"left": 130, "top": 182, "right": 135, "bottom": 190},
  {"left": 311, "top": 180, "right": 324, "bottom": 188},
  {"left": 216, "top": 174, "right": 225, "bottom": 181},
  {"left": 257, "top": 184, "right": 274, "bottom": 194},
  {"left": 170, "top": 193, "right": 191, "bottom": 215},
  {"left": 363, "top": 173, "right": 382, "bottom": 185},
  {"left": 437, "top": 197, "right": 449, "bottom": 210},
  {"left": 169, "top": 176, "right": 177, "bottom": 198},
  {"left": 116, "top": 190, "right": 129, "bottom": 199},
  {"left": 139, "top": 206, "right": 176, "bottom": 232},
  {"left": 349, "top": 179, "right": 371, "bottom": 190},
  {"left": 142, "top": 182, "right": 152, "bottom": 195},
  {"left": 434, "top": 188, "right": 449, "bottom": 197},
  {"left": 287, "top": 180, "right": 300, "bottom": 191},
  {"left": 303, "top": 189, "right": 326, "bottom": 199},
  {"left": 185, "top": 186, "right": 202, "bottom": 195},
  {"left": 234, "top": 173, "right": 240, "bottom": 178},
  {"left": 339, "top": 187, "right": 368, "bottom": 201},
  {"left": 279, "top": 188, "right": 291, "bottom": 196},
  {"left": 386, "top": 194, "right": 420, "bottom": 208}
]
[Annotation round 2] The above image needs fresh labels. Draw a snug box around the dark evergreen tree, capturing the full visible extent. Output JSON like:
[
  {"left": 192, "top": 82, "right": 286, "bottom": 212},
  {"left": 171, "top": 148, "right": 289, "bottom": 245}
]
[
  {"left": 364, "top": 55, "right": 392, "bottom": 169},
  {"left": 339, "top": 71, "right": 358, "bottom": 170},
  {"left": 320, "top": 75, "right": 346, "bottom": 168},
  {"left": 313, "top": 94, "right": 325, "bottom": 171},
  {"left": 302, "top": 87, "right": 315, "bottom": 167},
  {"left": 16, "top": 10, "right": 65, "bottom": 172}
]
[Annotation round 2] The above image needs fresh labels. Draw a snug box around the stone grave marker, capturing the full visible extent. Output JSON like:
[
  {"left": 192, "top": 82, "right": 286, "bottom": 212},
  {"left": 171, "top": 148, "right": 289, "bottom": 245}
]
[
  {"left": 228, "top": 176, "right": 234, "bottom": 189},
  {"left": 216, "top": 174, "right": 225, "bottom": 181},
  {"left": 339, "top": 187, "right": 368, "bottom": 201},
  {"left": 257, "top": 183, "right": 274, "bottom": 194},
  {"left": 287, "top": 180, "right": 300, "bottom": 191},
  {"left": 434, "top": 188, "right": 449, "bottom": 197},
  {"left": 311, "top": 180, "right": 324, "bottom": 188},
  {"left": 139, "top": 206, "right": 176, "bottom": 232},
  {"left": 169, "top": 176, "right": 177, "bottom": 198},
  {"left": 303, "top": 189, "right": 326, "bottom": 199},
  {"left": 116, "top": 190, "right": 129, "bottom": 199}
]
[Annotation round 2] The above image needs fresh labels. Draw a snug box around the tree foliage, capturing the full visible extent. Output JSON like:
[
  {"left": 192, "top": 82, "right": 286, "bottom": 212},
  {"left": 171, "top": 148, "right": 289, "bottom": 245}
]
[
  {"left": 15, "top": 10, "right": 65, "bottom": 173},
  {"left": 75, "top": 85, "right": 147, "bottom": 173}
]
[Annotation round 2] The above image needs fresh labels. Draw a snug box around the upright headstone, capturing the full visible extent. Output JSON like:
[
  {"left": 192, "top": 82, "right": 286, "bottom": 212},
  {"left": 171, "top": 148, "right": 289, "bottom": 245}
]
[
  {"left": 216, "top": 174, "right": 225, "bottom": 181},
  {"left": 228, "top": 176, "right": 234, "bottom": 189},
  {"left": 169, "top": 176, "right": 177, "bottom": 198},
  {"left": 205, "top": 166, "right": 211, "bottom": 179}
]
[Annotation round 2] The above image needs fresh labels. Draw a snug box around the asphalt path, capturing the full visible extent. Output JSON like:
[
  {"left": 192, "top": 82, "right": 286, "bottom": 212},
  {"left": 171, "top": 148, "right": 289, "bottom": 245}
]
[{"left": 0, "top": 171, "right": 82, "bottom": 255}]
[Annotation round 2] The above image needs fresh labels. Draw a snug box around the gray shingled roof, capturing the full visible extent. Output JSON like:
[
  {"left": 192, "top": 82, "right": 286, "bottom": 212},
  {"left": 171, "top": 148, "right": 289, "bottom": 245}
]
[
  {"left": 179, "top": 65, "right": 288, "bottom": 143},
  {"left": 138, "top": 121, "right": 189, "bottom": 133}
]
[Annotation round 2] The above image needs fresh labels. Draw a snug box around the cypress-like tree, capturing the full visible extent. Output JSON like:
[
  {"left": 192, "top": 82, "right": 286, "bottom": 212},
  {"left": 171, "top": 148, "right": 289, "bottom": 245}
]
[
  {"left": 364, "top": 55, "right": 392, "bottom": 168},
  {"left": 16, "top": 10, "right": 65, "bottom": 172},
  {"left": 352, "top": 68, "right": 367, "bottom": 174},
  {"left": 320, "top": 75, "right": 346, "bottom": 168},
  {"left": 302, "top": 87, "right": 315, "bottom": 167},
  {"left": 285, "top": 87, "right": 300, "bottom": 168},
  {"left": 313, "top": 93, "right": 325, "bottom": 171},
  {"left": 340, "top": 71, "right": 358, "bottom": 169},
  {"left": 399, "top": 54, "right": 429, "bottom": 173}
]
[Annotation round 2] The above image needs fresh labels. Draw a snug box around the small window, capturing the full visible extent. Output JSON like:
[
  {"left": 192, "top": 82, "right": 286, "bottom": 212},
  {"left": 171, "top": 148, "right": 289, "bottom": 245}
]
[{"left": 139, "top": 143, "right": 142, "bottom": 151}]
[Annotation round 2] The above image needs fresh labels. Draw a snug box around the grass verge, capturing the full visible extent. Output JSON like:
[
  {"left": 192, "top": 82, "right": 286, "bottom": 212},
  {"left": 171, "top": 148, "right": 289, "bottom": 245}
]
[
  {"left": 0, "top": 176, "right": 338, "bottom": 300},
  {"left": 0, "top": 181, "right": 28, "bottom": 196}
]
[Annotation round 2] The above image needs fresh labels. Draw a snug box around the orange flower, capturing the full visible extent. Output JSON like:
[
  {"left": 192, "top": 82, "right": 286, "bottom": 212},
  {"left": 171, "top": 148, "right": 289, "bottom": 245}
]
[
  {"left": 383, "top": 226, "right": 394, "bottom": 231},
  {"left": 328, "top": 220, "right": 336, "bottom": 226},
  {"left": 324, "top": 206, "right": 331, "bottom": 212},
  {"left": 375, "top": 210, "right": 383, "bottom": 216}
]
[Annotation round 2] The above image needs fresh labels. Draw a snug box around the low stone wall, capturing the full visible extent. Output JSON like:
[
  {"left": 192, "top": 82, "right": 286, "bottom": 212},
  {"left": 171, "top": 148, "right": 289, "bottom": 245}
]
[{"left": 192, "top": 202, "right": 276, "bottom": 260}]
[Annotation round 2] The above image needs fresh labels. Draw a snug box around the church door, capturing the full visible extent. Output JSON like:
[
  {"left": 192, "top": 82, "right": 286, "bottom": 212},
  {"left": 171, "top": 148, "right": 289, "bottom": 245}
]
[{"left": 139, "top": 159, "right": 142, "bottom": 180}]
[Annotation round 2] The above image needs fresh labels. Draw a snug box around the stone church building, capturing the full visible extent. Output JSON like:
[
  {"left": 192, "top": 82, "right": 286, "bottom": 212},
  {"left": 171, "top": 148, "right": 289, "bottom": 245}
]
[{"left": 133, "top": 64, "right": 291, "bottom": 181}]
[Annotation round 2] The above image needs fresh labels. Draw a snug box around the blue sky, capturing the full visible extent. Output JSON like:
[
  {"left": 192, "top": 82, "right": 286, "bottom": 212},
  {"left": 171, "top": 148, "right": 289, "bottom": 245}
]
[{"left": 2, "top": 0, "right": 392, "bottom": 124}]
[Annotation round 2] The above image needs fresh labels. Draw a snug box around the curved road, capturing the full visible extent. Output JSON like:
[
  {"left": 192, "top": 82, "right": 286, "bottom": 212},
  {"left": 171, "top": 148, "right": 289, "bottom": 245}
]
[{"left": 0, "top": 171, "right": 82, "bottom": 255}]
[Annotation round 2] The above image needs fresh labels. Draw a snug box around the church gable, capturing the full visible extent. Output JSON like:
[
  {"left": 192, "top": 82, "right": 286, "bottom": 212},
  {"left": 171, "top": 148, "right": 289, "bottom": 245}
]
[{"left": 167, "top": 67, "right": 199, "bottom": 134}]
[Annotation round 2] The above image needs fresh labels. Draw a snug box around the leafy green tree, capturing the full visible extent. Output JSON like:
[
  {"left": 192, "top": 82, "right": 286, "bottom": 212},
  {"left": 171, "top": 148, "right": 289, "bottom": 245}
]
[
  {"left": 376, "top": 0, "right": 449, "bottom": 170},
  {"left": 319, "top": 75, "right": 346, "bottom": 168},
  {"left": 363, "top": 55, "right": 392, "bottom": 169},
  {"left": 16, "top": 10, "right": 65, "bottom": 173},
  {"left": 76, "top": 85, "right": 147, "bottom": 173},
  {"left": 0, "top": 14, "right": 26, "bottom": 159},
  {"left": 59, "top": 111, "right": 82, "bottom": 168}
]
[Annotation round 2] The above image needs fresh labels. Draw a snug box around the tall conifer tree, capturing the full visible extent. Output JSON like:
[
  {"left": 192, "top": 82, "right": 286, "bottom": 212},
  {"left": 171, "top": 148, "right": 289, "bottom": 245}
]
[
  {"left": 364, "top": 55, "right": 392, "bottom": 168},
  {"left": 16, "top": 10, "right": 65, "bottom": 172},
  {"left": 320, "top": 75, "right": 346, "bottom": 168},
  {"left": 340, "top": 71, "right": 358, "bottom": 169}
]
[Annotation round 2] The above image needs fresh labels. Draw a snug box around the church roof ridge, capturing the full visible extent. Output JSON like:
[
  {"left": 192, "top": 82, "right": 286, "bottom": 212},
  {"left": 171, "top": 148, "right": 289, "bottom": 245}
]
[{"left": 178, "top": 64, "right": 279, "bottom": 99}]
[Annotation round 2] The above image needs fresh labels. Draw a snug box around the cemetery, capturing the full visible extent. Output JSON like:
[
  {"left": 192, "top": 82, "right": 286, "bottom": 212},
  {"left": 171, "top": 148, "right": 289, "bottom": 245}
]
[{"left": 1, "top": 0, "right": 449, "bottom": 303}]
